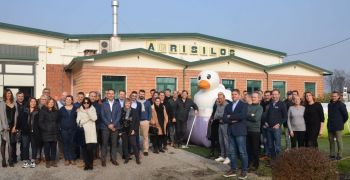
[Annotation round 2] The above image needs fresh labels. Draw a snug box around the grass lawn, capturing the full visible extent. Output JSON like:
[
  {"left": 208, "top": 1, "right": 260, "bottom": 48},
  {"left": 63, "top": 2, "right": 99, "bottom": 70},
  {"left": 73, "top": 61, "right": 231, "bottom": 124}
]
[{"left": 183, "top": 135, "right": 350, "bottom": 177}]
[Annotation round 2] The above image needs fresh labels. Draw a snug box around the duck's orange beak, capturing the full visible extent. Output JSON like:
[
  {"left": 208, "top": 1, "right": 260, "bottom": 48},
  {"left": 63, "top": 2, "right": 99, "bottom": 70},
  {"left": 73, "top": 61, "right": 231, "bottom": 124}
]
[{"left": 198, "top": 80, "right": 211, "bottom": 90}]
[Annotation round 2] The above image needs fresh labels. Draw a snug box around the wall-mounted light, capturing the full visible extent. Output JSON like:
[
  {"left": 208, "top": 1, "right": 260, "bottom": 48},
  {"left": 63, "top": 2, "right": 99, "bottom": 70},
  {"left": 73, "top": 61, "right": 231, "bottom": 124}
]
[{"left": 47, "top": 47, "right": 52, "bottom": 53}]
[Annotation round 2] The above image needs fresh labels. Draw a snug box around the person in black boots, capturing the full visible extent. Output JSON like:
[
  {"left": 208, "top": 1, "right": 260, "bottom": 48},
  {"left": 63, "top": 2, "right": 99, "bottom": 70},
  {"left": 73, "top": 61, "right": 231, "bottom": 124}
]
[
  {"left": 119, "top": 98, "right": 141, "bottom": 164},
  {"left": 150, "top": 97, "right": 169, "bottom": 154},
  {"left": 39, "top": 98, "right": 59, "bottom": 168},
  {"left": 77, "top": 97, "right": 98, "bottom": 170}
]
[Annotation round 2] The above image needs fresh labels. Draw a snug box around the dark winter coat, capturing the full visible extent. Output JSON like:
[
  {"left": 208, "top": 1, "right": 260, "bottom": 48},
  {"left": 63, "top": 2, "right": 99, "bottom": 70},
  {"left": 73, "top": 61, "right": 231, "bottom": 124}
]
[
  {"left": 39, "top": 107, "right": 59, "bottom": 142},
  {"left": 328, "top": 100, "right": 348, "bottom": 132}
]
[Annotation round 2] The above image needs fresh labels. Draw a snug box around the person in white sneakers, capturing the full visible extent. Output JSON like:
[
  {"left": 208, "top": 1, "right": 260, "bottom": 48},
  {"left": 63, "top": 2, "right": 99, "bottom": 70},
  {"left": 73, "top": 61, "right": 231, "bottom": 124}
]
[
  {"left": 16, "top": 97, "right": 40, "bottom": 168},
  {"left": 212, "top": 93, "right": 230, "bottom": 165}
]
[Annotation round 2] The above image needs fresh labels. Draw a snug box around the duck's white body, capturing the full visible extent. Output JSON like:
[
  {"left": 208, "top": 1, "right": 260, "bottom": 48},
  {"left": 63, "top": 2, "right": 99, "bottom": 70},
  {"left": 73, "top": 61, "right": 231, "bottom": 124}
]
[
  {"left": 186, "top": 70, "right": 232, "bottom": 147},
  {"left": 194, "top": 84, "right": 231, "bottom": 117}
]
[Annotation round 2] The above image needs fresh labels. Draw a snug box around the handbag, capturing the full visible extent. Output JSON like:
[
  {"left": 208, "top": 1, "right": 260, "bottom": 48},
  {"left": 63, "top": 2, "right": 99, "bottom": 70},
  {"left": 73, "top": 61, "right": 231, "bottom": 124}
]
[
  {"left": 149, "top": 126, "right": 158, "bottom": 136},
  {"left": 74, "top": 126, "right": 86, "bottom": 146}
]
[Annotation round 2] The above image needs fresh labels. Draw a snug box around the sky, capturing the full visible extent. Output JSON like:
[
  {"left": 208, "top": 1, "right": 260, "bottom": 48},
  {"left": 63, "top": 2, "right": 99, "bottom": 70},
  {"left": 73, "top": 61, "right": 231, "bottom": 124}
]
[{"left": 0, "top": 0, "right": 349, "bottom": 72}]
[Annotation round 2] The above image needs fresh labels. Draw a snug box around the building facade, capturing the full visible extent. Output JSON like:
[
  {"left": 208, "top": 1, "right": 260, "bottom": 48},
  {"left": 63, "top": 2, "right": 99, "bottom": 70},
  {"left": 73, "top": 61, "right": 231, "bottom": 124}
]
[{"left": 0, "top": 12, "right": 331, "bottom": 100}]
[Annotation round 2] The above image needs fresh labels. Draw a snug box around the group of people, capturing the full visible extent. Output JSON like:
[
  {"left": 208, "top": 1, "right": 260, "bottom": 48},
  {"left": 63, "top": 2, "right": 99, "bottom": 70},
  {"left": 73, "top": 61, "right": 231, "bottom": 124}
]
[
  {"left": 207, "top": 89, "right": 348, "bottom": 179},
  {"left": 0, "top": 87, "right": 198, "bottom": 171},
  {"left": 0, "top": 86, "right": 348, "bottom": 179}
]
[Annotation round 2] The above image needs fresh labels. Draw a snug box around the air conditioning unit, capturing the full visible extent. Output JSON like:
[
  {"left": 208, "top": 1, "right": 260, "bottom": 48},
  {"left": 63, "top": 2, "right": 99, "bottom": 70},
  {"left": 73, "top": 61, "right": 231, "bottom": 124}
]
[{"left": 99, "top": 40, "right": 110, "bottom": 54}]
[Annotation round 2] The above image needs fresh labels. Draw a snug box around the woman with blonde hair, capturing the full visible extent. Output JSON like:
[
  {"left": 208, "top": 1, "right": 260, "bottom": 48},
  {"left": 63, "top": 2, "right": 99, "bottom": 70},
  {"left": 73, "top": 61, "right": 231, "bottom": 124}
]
[
  {"left": 303, "top": 91, "right": 324, "bottom": 148},
  {"left": 287, "top": 95, "right": 306, "bottom": 148}
]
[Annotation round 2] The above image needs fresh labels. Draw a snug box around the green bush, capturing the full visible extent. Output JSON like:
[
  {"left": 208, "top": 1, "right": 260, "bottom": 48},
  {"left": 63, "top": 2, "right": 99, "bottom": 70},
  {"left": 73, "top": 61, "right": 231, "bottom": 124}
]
[{"left": 272, "top": 148, "right": 338, "bottom": 180}]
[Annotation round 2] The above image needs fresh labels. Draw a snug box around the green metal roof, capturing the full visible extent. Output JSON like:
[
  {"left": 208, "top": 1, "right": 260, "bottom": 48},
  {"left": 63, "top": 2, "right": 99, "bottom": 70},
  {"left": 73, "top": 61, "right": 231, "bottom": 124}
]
[
  {"left": 0, "top": 22, "right": 111, "bottom": 40},
  {"left": 268, "top": 60, "right": 333, "bottom": 75},
  {"left": 0, "top": 22, "right": 286, "bottom": 55}
]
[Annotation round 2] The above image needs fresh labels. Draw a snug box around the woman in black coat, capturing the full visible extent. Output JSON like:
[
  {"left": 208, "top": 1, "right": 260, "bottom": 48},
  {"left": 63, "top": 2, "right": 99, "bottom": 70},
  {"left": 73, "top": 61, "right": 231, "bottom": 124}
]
[
  {"left": 304, "top": 92, "right": 324, "bottom": 148},
  {"left": 39, "top": 98, "right": 59, "bottom": 168},
  {"left": 16, "top": 97, "right": 40, "bottom": 168},
  {"left": 119, "top": 98, "right": 140, "bottom": 164}
]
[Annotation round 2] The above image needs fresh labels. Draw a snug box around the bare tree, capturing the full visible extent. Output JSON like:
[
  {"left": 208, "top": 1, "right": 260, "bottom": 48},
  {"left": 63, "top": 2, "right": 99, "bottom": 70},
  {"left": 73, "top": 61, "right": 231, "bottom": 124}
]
[{"left": 326, "top": 69, "right": 350, "bottom": 92}]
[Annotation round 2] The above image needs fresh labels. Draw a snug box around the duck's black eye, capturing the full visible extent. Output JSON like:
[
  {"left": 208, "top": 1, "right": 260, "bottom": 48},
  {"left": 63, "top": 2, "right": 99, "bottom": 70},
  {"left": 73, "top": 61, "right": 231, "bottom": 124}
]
[
  {"left": 207, "top": 74, "right": 211, "bottom": 79},
  {"left": 198, "top": 76, "right": 201, "bottom": 80}
]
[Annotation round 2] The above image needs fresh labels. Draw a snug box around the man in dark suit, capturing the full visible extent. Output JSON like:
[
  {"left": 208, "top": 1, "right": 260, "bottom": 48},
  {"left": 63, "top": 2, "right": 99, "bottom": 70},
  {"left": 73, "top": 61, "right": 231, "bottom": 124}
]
[
  {"left": 116, "top": 90, "right": 126, "bottom": 108},
  {"left": 101, "top": 89, "right": 121, "bottom": 167},
  {"left": 223, "top": 89, "right": 248, "bottom": 179},
  {"left": 130, "top": 91, "right": 142, "bottom": 116},
  {"left": 89, "top": 91, "right": 102, "bottom": 159},
  {"left": 130, "top": 91, "right": 142, "bottom": 154}
]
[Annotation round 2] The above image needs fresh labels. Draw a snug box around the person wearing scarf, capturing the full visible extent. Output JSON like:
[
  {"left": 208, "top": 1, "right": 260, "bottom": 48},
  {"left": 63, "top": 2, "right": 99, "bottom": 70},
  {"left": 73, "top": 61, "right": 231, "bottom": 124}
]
[
  {"left": 150, "top": 97, "right": 168, "bottom": 154},
  {"left": 119, "top": 98, "right": 141, "bottom": 164}
]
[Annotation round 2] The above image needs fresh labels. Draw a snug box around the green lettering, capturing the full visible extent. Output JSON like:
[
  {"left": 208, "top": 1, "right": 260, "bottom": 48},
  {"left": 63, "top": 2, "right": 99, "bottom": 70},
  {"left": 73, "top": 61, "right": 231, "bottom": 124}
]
[
  {"left": 220, "top": 49, "right": 226, "bottom": 56},
  {"left": 148, "top": 43, "right": 155, "bottom": 51},
  {"left": 170, "top": 45, "right": 177, "bottom": 53},
  {"left": 191, "top": 46, "right": 198, "bottom": 53},
  {"left": 210, "top": 48, "right": 216, "bottom": 55},
  {"left": 182, "top": 45, "right": 186, "bottom": 53}
]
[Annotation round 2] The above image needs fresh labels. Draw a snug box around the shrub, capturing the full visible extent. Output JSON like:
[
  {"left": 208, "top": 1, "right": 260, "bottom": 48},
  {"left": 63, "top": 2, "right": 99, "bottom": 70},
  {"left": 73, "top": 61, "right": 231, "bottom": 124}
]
[
  {"left": 272, "top": 147, "right": 338, "bottom": 180},
  {"left": 317, "top": 93, "right": 331, "bottom": 103}
]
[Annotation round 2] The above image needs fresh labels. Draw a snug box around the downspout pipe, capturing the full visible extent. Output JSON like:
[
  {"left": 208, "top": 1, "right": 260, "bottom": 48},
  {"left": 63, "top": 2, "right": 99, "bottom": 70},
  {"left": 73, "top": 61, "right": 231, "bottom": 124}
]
[
  {"left": 264, "top": 69, "right": 269, "bottom": 91},
  {"left": 183, "top": 65, "right": 188, "bottom": 90}
]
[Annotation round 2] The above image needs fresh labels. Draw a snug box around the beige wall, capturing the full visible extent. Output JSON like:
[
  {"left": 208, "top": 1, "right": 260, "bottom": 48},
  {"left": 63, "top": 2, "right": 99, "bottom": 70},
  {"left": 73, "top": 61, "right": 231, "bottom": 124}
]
[
  {"left": 120, "top": 38, "right": 283, "bottom": 65},
  {"left": 268, "top": 64, "right": 321, "bottom": 76},
  {"left": 187, "top": 60, "right": 262, "bottom": 73},
  {"left": 92, "top": 53, "right": 184, "bottom": 70}
]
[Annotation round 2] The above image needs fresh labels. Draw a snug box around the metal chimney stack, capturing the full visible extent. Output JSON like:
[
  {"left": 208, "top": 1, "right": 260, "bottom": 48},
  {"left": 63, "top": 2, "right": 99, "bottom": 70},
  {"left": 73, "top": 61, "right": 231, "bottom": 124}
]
[{"left": 112, "top": 0, "right": 119, "bottom": 36}]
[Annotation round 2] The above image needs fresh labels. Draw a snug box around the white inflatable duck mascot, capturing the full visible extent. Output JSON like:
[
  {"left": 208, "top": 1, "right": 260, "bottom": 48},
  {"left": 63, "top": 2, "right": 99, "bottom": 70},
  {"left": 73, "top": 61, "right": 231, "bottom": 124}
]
[
  {"left": 194, "top": 70, "right": 232, "bottom": 117},
  {"left": 185, "top": 70, "right": 232, "bottom": 147}
]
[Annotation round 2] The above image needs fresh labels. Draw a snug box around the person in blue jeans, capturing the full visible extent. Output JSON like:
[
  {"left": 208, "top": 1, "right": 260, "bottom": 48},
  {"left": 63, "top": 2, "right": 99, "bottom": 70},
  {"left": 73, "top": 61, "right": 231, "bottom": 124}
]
[
  {"left": 59, "top": 95, "right": 78, "bottom": 166},
  {"left": 265, "top": 89, "right": 287, "bottom": 162},
  {"left": 223, "top": 89, "right": 248, "bottom": 180}
]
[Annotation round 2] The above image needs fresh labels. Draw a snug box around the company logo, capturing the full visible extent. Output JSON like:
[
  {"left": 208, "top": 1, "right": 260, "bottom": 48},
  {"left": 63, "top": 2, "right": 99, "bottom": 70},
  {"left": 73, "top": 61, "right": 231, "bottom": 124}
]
[{"left": 147, "top": 42, "right": 235, "bottom": 57}]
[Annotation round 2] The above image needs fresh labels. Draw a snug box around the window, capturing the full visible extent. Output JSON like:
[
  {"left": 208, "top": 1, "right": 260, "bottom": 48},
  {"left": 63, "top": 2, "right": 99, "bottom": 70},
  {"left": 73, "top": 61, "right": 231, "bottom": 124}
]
[
  {"left": 190, "top": 78, "right": 199, "bottom": 98},
  {"left": 222, "top": 79, "right": 235, "bottom": 91},
  {"left": 305, "top": 82, "right": 316, "bottom": 96},
  {"left": 247, "top": 80, "right": 261, "bottom": 93},
  {"left": 156, "top": 77, "right": 177, "bottom": 92},
  {"left": 102, "top": 76, "right": 126, "bottom": 98},
  {"left": 273, "top": 81, "right": 286, "bottom": 99}
]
